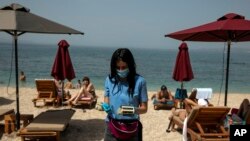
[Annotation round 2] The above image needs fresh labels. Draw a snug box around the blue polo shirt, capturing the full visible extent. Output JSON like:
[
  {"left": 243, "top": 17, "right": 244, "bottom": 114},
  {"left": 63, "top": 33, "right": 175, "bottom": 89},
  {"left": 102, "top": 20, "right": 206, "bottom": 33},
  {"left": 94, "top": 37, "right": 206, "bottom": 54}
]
[{"left": 104, "top": 75, "right": 148, "bottom": 120}]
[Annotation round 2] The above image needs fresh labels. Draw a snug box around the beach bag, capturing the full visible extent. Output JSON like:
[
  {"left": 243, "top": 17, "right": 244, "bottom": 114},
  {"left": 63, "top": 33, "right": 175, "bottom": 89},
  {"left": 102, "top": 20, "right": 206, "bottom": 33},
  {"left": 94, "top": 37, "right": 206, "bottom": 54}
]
[
  {"left": 108, "top": 117, "right": 139, "bottom": 140},
  {"left": 175, "top": 88, "right": 188, "bottom": 99}
]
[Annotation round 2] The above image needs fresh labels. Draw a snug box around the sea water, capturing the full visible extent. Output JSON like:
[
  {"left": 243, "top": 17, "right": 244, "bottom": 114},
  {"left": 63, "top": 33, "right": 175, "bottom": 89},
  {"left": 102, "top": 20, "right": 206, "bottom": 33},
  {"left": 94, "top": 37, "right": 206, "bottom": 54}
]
[{"left": 1, "top": 43, "right": 250, "bottom": 94}]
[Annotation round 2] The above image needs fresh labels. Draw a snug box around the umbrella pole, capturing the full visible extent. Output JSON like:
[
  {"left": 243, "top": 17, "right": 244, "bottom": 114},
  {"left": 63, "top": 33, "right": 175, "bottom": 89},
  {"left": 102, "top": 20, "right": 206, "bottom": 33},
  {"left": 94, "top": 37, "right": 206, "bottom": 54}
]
[
  {"left": 181, "top": 82, "right": 183, "bottom": 89},
  {"left": 14, "top": 33, "right": 20, "bottom": 130},
  {"left": 180, "top": 82, "right": 184, "bottom": 108},
  {"left": 224, "top": 41, "right": 231, "bottom": 106},
  {"left": 61, "top": 81, "right": 64, "bottom": 106}
]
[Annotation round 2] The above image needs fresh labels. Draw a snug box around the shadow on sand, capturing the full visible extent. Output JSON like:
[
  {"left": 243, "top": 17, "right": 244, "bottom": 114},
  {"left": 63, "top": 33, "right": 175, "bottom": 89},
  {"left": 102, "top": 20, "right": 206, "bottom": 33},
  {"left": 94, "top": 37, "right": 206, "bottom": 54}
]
[
  {"left": 0, "top": 97, "right": 14, "bottom": 106},
  {"left": 62, "top": 118, "right": 105, "bottom": 141},
  {"left": 0, "top": 115, "right": 105, "bottom": 141},
  {"left": 0, "top": 125, "right": 4, "bottom": 139}
]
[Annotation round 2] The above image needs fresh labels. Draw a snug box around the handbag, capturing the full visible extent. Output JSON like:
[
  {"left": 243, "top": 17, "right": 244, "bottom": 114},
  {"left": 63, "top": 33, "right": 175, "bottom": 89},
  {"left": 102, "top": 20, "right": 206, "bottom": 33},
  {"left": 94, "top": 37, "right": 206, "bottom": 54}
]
[{"left": 108, "top": 117, "right": 139, "bottom": 140}]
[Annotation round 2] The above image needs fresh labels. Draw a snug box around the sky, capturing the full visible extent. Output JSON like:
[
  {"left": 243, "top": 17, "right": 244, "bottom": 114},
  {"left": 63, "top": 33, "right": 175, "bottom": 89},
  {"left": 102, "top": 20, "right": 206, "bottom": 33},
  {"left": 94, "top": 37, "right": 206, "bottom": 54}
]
[{"left": 0, "top": 0, "right": 250, "bottom": 49}]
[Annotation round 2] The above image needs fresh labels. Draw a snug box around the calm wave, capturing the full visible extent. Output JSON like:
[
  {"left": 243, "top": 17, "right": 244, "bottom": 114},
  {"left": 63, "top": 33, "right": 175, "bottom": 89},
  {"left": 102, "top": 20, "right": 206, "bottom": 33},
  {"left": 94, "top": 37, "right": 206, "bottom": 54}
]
[{"left": 1, "top": 43, "right": 250, "bottom": 94}]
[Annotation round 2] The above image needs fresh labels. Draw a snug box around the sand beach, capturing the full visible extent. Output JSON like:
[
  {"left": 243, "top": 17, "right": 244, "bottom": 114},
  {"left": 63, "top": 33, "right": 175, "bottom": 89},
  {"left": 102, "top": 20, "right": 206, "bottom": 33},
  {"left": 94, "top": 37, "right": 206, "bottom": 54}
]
[{"left": 0, "top": 86, "right": 249, "bottom": 141}]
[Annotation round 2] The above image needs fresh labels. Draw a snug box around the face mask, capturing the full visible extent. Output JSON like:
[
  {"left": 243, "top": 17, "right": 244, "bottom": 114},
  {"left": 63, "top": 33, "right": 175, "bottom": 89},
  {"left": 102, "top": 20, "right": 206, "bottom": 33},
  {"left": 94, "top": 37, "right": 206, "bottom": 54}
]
[{"left": 117, "top": 68, "right": 129, "bottom": 78}]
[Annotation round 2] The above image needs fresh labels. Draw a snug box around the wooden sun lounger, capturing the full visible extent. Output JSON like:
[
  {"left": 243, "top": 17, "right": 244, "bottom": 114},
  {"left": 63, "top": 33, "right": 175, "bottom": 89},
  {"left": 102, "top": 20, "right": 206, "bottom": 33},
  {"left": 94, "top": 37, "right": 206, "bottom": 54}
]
[
  {"left": 76, "top": 96, "right": 97, "bottom": 109},
  {"left": 170, "top": 106, "right": 230, "bottom": 141},
  {"left": 0, "top": 109, "right": 14, "bottom": 121},
  {"left": 32, "top": 79, "right": 58, "bottom": 107},
  {"left": 18, "top": 109, "right": 75, "bottom": 141}
]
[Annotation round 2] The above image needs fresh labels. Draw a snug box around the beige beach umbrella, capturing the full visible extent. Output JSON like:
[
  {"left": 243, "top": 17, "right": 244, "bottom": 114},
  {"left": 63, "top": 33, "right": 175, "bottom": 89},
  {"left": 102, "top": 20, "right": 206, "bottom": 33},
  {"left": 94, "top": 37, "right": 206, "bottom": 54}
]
[{"left": 0, "top": 3, "right": 84, "bottom": 129}]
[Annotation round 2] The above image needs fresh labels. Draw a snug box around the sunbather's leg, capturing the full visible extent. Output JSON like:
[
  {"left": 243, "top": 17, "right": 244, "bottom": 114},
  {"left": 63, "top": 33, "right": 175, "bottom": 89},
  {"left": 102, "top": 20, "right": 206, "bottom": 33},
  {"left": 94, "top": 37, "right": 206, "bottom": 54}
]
[
  {"left": 65, "top": 87, "right": 85, "bottom": 104},
  {"left": 237, "top": 99, "right": 250, "bottom": 118},
  {"left": 167, "top": 108, "right": 186, "bottom": 132},
  {"left": 166, "top": 108, "right": 176, "bottom": 132},
  {"left": 166, "top": 116, "right": 177, "bottom": 132},
  {"left": 65, "top": 93, "right": 77, "bottom": 102},
  {"left": 72, "top": 92, "right": 82, "bottom": 104},
  {"left": 166, "top": 116, "right": 173, "bottom": 132}
]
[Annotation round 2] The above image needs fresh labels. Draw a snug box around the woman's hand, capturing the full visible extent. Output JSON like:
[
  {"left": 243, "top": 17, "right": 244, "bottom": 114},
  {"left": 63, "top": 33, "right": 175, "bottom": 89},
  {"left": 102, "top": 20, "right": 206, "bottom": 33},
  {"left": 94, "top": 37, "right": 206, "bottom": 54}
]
[
  {"left": 102, "top": 102, "right": 112, "bottom": 114},
  {"left": 137, "top": 102, "right": 148, "bottom": 114}
]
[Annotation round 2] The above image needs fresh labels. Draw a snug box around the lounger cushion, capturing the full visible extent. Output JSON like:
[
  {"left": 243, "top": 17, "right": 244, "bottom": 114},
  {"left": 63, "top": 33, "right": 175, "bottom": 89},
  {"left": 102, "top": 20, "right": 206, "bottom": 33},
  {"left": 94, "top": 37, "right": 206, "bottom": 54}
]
[
  {"left": 26, "top": 109, "right": 75, "bottom": 131},
  {"left": 80, "top": 97, "right": 92, "bottom": 101}
]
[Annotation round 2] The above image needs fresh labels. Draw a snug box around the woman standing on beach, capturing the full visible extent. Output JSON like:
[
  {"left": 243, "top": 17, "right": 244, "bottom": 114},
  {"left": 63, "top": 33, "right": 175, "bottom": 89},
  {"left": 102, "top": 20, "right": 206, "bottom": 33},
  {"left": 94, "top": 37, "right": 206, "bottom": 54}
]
[{"left": 102, "top": 48, "right": 148, "bottom": 141}]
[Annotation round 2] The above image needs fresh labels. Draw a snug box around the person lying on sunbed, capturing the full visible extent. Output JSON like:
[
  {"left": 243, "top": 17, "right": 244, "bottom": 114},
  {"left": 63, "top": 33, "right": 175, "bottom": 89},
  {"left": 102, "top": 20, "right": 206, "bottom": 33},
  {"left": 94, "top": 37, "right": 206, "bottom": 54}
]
[
  {"left": 230, "top": 98, "right": 250, "bottom": 125},
  {"left": 152, "top": 85, "right": 174, "bottom": 110},
  {"left": 63, "top": 76, "right": 95, "bottom": 105},
  {"left": 166, "top": 98, "right": 209, "bottom": 132},
  {"left": 188, "top": 88, "right": 213, "bottom": 106}
]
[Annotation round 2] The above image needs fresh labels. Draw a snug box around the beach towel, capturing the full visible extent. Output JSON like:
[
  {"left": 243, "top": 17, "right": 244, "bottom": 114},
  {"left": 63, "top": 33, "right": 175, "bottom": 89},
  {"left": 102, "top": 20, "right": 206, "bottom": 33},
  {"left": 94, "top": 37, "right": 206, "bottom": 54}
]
[
  {"left": 182, "top": 117, "right": 188, "bottom": 141},
  {"left": 196, "top": 88, "right": 212, "bottom": 99},
  {"left": 198, "top": 99, "right": 208, "bottom": 107}
]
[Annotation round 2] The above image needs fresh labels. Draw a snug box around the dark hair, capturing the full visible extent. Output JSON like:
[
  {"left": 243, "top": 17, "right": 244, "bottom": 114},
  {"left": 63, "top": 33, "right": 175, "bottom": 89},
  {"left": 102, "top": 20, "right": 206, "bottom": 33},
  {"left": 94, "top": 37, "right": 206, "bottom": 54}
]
[
  {"left": 82, "top": 76, "right": 90, "bottom": 82},
  {"left": 161, "top": 85, "right": 167, "bottom": 91},
  {"left": 109, "top": 48, "right": 137, "bottom": 96}
]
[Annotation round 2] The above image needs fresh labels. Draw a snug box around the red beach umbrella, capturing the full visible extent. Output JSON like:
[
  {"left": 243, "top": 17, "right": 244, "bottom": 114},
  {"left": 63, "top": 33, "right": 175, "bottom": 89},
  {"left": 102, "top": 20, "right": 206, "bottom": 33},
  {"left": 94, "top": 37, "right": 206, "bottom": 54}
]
[
  {"left": 166, "top": 13, "right": 250, "bottom": 106},
  {"left": 51, "top": 40, "right": 75, "bottom": 81},
  {"left": 51, "top": 40, "right": 76, "bottom": 104},
  {"left": 173, "top": 42, "right": 194, "bottom": 88}
]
